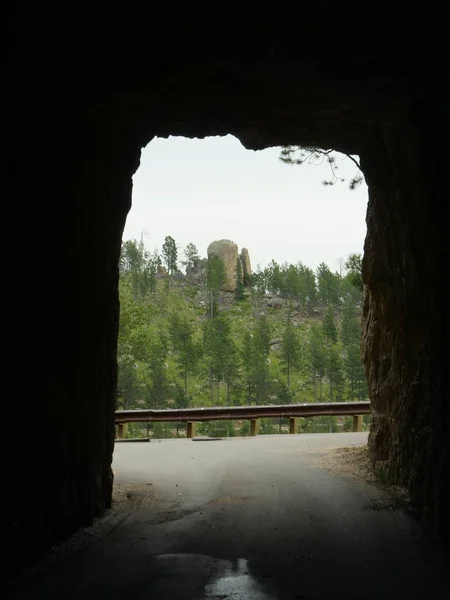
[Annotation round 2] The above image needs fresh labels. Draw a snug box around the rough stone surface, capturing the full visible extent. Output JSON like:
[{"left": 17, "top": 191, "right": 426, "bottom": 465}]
[
  {"left": 186, "top": 258, "right": 207, "bottom": 283},
  {"left": 207, "top": 240, "right": 239, "bottom": 292},
  {"left": 240, "top": 248, "right": 252, "bottom": 284},
  {"left": 5, "top": 2, "right": 449, "bottom": 571},
  {"left": 266, "top": 297, "right": 285, "bottom": 308},
  {"left": 361, "top": 122, "right": 449, "bottom": 546}
]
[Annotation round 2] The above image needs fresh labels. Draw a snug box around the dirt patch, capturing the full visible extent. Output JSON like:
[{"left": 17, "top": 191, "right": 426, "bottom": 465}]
[
  {"left": 316, "top": 446, "right": 410, "bottom": 510},
  {"left": 113, "top": 482, "right": 157, "bottom": 511},
  {"left": 315, "top": 446, "right": 376, "bottom": 482}
]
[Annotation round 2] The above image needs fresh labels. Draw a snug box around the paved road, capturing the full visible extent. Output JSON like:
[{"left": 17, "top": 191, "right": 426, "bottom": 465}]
[{"left": 7, "top": 433, "right": 450, "bottom": 599}]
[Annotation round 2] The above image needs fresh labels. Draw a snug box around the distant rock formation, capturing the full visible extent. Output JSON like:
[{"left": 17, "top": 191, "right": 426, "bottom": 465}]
[
  {"left": 240, "top": 248, "right": 252, "bottom": 285},
  {"left": 207, "top": 239, "right": 239, "bottom": 292},
  {"left": 206, "top": 239, "right": 253, "bottom": 292}
]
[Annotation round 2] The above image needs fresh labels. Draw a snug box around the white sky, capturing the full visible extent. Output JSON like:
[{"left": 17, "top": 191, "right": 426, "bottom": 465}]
[{"left": 124, "top": 135, "right": 368, "bottom": 273}]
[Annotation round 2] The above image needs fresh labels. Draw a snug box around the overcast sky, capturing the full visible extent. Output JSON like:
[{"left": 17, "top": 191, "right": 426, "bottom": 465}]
[{"left": 123, "top": 135, "right": 368, "bottom": 273}]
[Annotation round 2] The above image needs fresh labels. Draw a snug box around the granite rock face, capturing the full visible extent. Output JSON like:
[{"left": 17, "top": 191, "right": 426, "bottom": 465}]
[
  {"left": 207, "top": 240, "right": 239, "bottom": 292},
  {"left": 240, "top": 248, "right": 252, "bottom": 284}
]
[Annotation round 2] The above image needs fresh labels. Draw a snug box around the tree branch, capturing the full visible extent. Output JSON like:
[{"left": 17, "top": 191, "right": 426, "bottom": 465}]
[{"left": 345, "top": 154, "right": 361, "bottom": 170}]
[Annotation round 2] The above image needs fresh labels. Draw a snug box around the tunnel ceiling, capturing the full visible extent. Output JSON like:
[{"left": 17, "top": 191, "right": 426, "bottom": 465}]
[{"left": 12, "top": 4, "right": 445, "bottom": 155}]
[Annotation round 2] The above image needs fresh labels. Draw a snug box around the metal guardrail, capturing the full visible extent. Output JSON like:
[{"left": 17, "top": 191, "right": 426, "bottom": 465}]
[
  {"left": 115, "top": 401, "right": 371, "bottom": 438},
  {"left": 115, "top": 401, "right": 370, "bottom": 423}
]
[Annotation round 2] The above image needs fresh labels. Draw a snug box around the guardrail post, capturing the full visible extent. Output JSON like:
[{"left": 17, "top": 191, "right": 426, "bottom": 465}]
[
  {"left": 250, "top": 418, "right": 260, "bottom": 436},
  {"left": 187, "top": 421, "right": 197, "bottom": 438},
  {"left": 289, "top": 417, "right": 300, "bottom": 434},
  {"left": 352, "top": 415, "right": 363, "bottom": 432},
  {"left": 117, "top": 423, "right": 128, "bottom": 439}
]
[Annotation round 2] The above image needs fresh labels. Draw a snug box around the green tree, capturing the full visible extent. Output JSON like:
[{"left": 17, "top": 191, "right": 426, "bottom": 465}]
[
  {"left": 175, "top": 317, "right": 202, "bottom": 395},
  {"left": 316, "top": 263, "right": 341, "bottom": 308},
  {"left": 342, "top": 343, "right": 368, "bottom": 400},
  {"left": 145, "top": 335, "right": 170, "bottom": 410},
  {"left": 162, "top": 235, "right": 178, "bottom": 275},
  {"left": 343, "top": 343, "right": 363, "bottom": 400},
  {"left": 280, "top": 322, "right": 301, "bottom": 390},
  {"left": 252, "top": 265, "right": 267, "bottom": 298},
  {"left": 241, "top": 331, "right": 255, "bottom": 403},
  {"left": 240, "top": 317, "right": 272, "bottom": 405},
  {"left": 117, "top": 277, "right": 152, "bottom": 357},
  {"left": 173, "top": 384, "right": 189, "bottom": 437},
  {"left": 341, "top": 273, "right": 362, "bottom": 308},
  {"left": 235, "top": 258, "right": 245, "bottom": 301},
  {"left": 119, "top": 238, "right": 157, "bottom": 299},
  {"left": 298, "top": 263, "right": 318, "bottom": 312},
  {"left": 325, "top": 344, "right": 344, "bottom": 401},
  {"left": 308, "top": 324, "right": 327, "bottom": 400},
  {"left": 168, "top": 311, "right": 182, "bottom": 351},
  {"left": 341, "top": 300, "right": 361, "bottom": 349},
  {"left": 345, "top": 253, "right": 363, "bottom": 291},
  {"left": 322, "top": 306, "right": 338, "bottom": 344},
  {"left": 206, "top": 255, "right": 226, "bottom": 318},
  {"left": 263, "top": 260, "right": 286, "bottom": 296},
  {"left": 117, "top": 356, "right": 139, "bottom": 409},
  {"left": 117, "top": 275, "right": 155, "bottom": 408},
  {"left": 203, "top": 316, "right": 238, "bottom": 404},
  {"left": 183, "top": 242, "right": 200, "bottom": 271},
  {"left": 222, "top": 341, "right": 239, "bottom": 404},
  {"left": 254, "top": 315, "right": 272, "bottom": 357},
  {"left": 174, "top": 383, "right": 189, "bottom": 409},
  {"left": 285, "top": 264, "right": 301, "bottom": 299}
]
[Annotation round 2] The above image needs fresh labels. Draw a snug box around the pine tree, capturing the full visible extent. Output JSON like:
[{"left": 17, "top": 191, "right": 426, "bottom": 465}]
[
  {"left": 343, "top": 343, "right": 362, "bottom": 400},
  {"left": 162, "top": 235, "right": 178, "bottom": 275},
  {"left": 322, "top": 306, "right": 338, "bottom": 344},
  {"left": 168, "top": 311, "right": 182, "bottom": 351},
  {"left": 298, "top": 263, "right": 318, "bottom": 312},
  {"left": 341, "top": 300, "right": 361, "bottom": 348},
  {"left": 175, "top": 317, "right": 202, "bottom": 395},
  {"left": 146, "top": 335, "right": 170, "bottom": 410},
  {"left": 241, "top": 323, "right": 271, "bottom": 405},
  {"left": 316, "top": 263, "right": 342, "bottom": 308},
  {"left": 119, "top": 239, "right": 157, "bottom": 299},
  {"left": 183, "top": 242, "right": 200, "bottom": 271},
  {"left": 308, "top": 324, "right": 327, "bottom": 401},
  {"left": 206, "top": 255, "right": 226, "bottom": 318},
  {"left": 345, "top": 253, "right": 363, "bottom": 291},
  {"left": 280, "top": 322, "right": 301, "bottom": 390},
  {"left": 325, "top": 344, "right": 344, "bottom": 401},
  {"left": 203, "top": 316, "right": 238, "bottom": 404},
  {"left": 254, "top": 316, "right": 272, "bottom": 357}
]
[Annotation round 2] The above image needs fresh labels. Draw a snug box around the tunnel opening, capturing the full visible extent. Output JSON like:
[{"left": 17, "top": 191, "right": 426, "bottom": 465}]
[{"left": 116, "top": 134, "right": 369, "bottom": 440}]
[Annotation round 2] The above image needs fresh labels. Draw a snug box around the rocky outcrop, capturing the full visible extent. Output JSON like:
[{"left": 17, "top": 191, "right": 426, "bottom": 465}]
[
  {"left": 186, "top": 258, "right": 207, "bottom": 285},
  {"left": 266, "top": 296, "right": 285, "bottom": 308},
  {"left": 269, "top": 337, "right": 283, "bottom": 351},
  {"left": 207, "top": 240, "right": 239, "bottom": 292},
  {"left": 206, "top": 241, "right": 252, "bottom": 292},
  {"left": 240, "top": 248, "right": 252, "bottom": 285}
]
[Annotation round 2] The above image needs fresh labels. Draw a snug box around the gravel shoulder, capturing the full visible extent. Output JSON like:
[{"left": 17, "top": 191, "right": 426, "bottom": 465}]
[{"left": 315, "top": 445, "right": 410, "bottom": 510}]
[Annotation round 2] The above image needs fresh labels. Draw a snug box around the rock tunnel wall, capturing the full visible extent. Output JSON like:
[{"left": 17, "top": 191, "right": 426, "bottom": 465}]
[
  {"left": 362, "top": 116, "right": 449, "bottom": 544},
  {"left": 5, "top": 2, "right": 449, "bottom": 570}
]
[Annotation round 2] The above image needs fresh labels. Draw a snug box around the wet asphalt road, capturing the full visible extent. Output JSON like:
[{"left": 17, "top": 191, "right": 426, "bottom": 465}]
[{"left": 7, "top": 433, "right": 450, "bottom": 599}]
